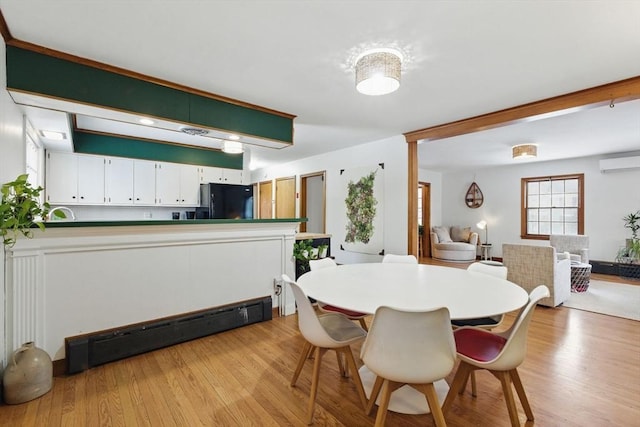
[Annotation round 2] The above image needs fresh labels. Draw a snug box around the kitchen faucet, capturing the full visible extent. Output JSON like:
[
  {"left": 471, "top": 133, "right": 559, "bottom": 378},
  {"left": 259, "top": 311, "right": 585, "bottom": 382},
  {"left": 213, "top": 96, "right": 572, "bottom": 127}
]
[{"left": 47, "top": 206, "right": 76, "bottom": 221}]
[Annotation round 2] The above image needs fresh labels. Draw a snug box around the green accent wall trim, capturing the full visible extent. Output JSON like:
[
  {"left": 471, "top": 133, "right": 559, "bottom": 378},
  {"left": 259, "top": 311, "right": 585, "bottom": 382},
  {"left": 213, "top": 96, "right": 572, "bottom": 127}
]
[
  {"left": 73, "top": 131, "right": 243, "bottom": 169},
  {"left": 43, "top": 218, "right": 308, "bottom": 228},
  {"left": 6, "top": 45, "right": 294, "bottom": 144}
]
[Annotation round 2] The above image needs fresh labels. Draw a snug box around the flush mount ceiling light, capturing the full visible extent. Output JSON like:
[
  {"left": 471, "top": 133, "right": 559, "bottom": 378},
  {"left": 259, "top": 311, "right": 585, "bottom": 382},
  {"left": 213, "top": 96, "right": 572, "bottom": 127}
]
[
  {"left": 512, "top": 144, "right": 538, "bottom": 159},
  {"left": 222, "top": 140, "right": 244, "bottom": 154},
  {"left": 355, "top": 48, "right": 402, "bottom": 96},
  {"left": 139, "top": 117, "right": 154, "bottom": 125}
]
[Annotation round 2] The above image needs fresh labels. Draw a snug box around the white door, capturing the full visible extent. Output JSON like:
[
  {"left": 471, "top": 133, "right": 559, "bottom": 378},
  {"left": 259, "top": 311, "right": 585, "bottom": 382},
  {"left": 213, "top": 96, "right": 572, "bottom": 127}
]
[
  {"left": 155, "top": 162, "right": 181, "bottom": 206},
  {"left": 180, "top": 164, "right": 200, "bottom": 205},
  {"left": 46, "top": 151, "right": 78, "bottom": 204}
]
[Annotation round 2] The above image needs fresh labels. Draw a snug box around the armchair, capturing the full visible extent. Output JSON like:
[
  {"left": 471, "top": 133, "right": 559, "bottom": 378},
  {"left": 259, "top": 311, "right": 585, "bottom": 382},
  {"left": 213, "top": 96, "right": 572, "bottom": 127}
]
[
  {"left": 502, "top": 244, "right": 570, "bottom": 307},
  {"left": 430, "top": 225, "right": 479, "bottom": 261},
  {"left": 550, "top": 234, "right": 589, "bottom": 264}
]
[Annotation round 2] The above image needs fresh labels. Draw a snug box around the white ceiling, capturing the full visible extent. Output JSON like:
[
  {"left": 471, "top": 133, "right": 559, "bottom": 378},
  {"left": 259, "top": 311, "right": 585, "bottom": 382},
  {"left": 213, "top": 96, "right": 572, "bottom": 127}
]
[{"left": 1, "top": 1, "right": 639, "bottom": 172}]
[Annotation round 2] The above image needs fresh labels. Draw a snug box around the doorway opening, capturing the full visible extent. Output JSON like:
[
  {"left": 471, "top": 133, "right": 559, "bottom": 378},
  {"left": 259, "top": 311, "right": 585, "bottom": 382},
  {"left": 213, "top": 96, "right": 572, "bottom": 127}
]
[{"left": 300, "top": 171, "right": 326, "bottom": 233}]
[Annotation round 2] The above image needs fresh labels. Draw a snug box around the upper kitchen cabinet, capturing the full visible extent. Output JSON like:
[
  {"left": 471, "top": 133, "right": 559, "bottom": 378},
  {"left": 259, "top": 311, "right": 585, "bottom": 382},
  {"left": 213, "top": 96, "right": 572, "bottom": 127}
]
[
  {"left": 155, "top": 162, "right": 199, "bottom": 206},
  {"left": 133, "top": 160, "right": 157, "bottom": 205},
  {"left": 198, "top": 167, "right": 244, "bottom": 185},
  {"left": 46, "top": 152, "right": 105, "bottom": 205},
  {"left": 105, "top": 157, "right": 134, "bottom": 205}
]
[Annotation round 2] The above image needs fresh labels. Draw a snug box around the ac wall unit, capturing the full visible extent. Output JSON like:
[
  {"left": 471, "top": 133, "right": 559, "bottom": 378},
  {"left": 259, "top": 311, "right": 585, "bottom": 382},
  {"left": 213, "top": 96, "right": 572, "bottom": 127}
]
[{"left": 599, "top": 156, "right": 640, "bottom": 173}]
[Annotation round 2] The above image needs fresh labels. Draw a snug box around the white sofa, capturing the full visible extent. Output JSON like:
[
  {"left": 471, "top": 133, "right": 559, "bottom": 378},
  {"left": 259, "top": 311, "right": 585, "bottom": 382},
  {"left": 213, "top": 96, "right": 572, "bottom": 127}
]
[
  {"left": 502, "top": 244, "right": 571, "bottom": 307},
  {"left": 430, "top": 226, "right": 478, "bottom": 261}
]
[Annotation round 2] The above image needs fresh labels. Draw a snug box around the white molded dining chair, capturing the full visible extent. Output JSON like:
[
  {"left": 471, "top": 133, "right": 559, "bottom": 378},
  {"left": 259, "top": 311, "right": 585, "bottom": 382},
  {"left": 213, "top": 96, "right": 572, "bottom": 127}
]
[
  {"left": 282, "top": 274, "right": 368, "bottom": 425},
  {"left": 381, "top": 254, "right": 418, "bottom": 264},
  {"left": 452, "top": 262, "right": 509, "bottom": 396},
  {"left": 309, "top": 258, "right": 369, "bottom": 331},
  {"left": 361, "top": 306, "right": 456, "bottom": 427},
  {"left": 443, "top": 285, "right": 550, "bottom": 427}
]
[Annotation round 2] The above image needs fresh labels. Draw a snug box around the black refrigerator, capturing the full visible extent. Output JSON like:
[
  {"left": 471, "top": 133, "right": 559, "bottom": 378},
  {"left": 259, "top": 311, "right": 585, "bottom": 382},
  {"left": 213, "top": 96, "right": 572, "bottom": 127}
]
[{"left": 196, "top": 183, "right": 254, "bottom": 219}]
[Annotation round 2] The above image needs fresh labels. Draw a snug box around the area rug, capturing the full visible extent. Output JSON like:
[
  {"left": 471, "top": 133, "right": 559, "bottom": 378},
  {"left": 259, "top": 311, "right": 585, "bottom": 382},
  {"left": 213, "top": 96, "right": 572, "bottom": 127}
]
[{"left": 563, "top": 279, "right": 640, "bottom": 321}]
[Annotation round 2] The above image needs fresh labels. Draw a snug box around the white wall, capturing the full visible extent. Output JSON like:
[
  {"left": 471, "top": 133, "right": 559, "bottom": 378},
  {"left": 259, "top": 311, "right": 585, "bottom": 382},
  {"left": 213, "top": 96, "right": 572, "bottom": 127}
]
[
  {"left": 252, "top": 135, "right": 409, "bottom": 264},
  {"left": 430, "top": 153, "right": 640, "bottom": 260},
  {"left": 1, "top": 38, "right": 28, "bottom": 369}
]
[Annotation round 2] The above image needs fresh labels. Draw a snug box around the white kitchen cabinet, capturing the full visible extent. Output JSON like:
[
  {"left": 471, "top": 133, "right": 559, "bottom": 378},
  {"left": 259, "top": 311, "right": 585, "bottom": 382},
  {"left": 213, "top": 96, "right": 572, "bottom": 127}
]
[
  {"left": 46, "top": 152, "right": 105, "bottom": 205},
  {"left": 198, "top": 166, "right": 244, "bottom": 185},
  {"left": 180, "top": 165, "right": 200, "bottom": 205},
  {"left": 133, "top": 160, "right": 156, "bottom": 205},
  {"left": 155, "top": 162, "right": 199, "bottom": 206},
  {"left": 105, "top": 157, "right": 134, "bottom": 205},
  {"left": 198, "top": 166, "right": 223, "bottom": 183}
]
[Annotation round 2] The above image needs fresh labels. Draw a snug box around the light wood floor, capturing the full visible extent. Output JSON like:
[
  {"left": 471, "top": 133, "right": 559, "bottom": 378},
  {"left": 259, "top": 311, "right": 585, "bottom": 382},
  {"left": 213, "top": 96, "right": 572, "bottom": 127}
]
[{"left": 1, "top": 260, "right": 638, "bottom": 426}]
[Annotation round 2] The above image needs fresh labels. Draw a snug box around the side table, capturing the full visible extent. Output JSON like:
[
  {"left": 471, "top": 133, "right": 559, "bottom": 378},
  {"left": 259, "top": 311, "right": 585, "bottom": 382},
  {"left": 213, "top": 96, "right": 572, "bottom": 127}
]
[
  {"left": 480, "top": 244, "right": 492, "bottom": 261},
  {"left": 570, "top": 262, "right": 592, "bottom": 292}
]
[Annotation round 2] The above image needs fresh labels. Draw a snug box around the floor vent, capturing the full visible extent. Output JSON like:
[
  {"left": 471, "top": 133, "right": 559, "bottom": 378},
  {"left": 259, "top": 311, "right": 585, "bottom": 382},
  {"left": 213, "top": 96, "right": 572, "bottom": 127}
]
[{"left": 65, "top": 296, "right": 272, "bottom": 374}]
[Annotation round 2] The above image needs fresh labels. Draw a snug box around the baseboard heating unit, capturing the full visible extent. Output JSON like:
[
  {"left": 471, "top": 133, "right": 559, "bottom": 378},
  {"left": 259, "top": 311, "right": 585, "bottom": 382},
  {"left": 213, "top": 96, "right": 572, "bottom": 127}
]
[{"left": 65, "top": 296, "right": 272, "bottom": 374}]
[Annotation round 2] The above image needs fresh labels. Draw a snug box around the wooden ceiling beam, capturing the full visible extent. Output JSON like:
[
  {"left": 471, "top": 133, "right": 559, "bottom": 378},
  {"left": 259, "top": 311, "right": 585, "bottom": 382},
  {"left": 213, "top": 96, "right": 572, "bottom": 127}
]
[{"left": 404, "top": 76, "right": 640, "bottom": 143}]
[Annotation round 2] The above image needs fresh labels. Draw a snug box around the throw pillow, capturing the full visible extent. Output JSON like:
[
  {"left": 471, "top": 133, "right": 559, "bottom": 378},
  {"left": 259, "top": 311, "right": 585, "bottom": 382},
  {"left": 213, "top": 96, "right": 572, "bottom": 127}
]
[
  {"left": 451, "top": 226, "right": 471, "bottom": 242},
  {"left": 433, "top": 226, "right": 452, "bottom": 242}
]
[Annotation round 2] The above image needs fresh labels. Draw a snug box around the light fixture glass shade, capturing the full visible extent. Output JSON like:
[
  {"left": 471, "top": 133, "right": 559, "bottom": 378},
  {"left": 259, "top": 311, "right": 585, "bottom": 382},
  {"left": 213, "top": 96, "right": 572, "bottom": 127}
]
[
  {"left": 512, "top": 144, "right": 537, "bottom": 159},
  {"left": 355, "top": 49, "right": 402, "bottom": 96},
  {"left": 222, "top": 140, "right": 244, "bottom": 154},
  {"left": 476, "top": 220, "right": 488, "bottom": 245}
]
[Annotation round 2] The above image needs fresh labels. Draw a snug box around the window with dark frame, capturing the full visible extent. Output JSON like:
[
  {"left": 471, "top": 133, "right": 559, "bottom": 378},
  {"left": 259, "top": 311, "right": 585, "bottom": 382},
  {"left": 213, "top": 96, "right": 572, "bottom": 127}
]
[{"left": 521, "top": 174, "right": 584, "bottom": 240}]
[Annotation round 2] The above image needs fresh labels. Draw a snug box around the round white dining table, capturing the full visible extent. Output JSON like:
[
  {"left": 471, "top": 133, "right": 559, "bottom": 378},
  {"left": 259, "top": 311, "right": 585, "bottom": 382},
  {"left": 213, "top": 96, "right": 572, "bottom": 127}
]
[{"left": 296, "top": 262, "right": 529, "bottom": 415}]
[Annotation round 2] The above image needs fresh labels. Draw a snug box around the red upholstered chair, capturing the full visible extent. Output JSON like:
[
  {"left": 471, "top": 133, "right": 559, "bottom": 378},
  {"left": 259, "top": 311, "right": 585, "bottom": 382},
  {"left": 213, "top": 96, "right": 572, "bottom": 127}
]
[
  {"left": 309, "top": 258, "right": 369, "bottom": 331},
  {"left": 442, "top": 285, "right": 550, "bottom": 427}
]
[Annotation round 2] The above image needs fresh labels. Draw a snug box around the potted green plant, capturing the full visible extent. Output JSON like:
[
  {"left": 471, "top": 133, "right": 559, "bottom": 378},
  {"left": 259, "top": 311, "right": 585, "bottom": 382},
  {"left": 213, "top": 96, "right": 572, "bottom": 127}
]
[
  {"left": 293, "top": 239, "right": 314, "bottom": 278},
  {"left": 1, "top": 174, "right": 51, "bottom": 248},
  {"left": 617, "top": 210, "right": 640, "bottom": 279},
  {"left": 317, "top": 244, "right": 329, "bottom": 259}
]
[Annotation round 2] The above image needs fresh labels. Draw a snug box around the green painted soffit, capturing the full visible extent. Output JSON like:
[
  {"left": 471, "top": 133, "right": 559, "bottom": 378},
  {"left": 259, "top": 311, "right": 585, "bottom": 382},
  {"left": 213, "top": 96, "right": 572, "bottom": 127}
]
[
  {"left": 73, "top": 131, "right": 243, "bottom": 169},
  {"left": 6, "top": 46, "right": 294, "bottom": 144}
]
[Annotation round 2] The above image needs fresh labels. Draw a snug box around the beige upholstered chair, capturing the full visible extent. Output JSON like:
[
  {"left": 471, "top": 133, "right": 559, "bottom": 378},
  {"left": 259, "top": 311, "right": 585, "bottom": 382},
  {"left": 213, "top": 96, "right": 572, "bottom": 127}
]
[
  {"left": 443, "top": 285, "right": 550, "bottom": 427},
  {"left": 430, "top": 226, "right": 479, "bottom": 261},
  {"left": 549, "top": 234, "right": 589, "bottom": 264},
  {"left": 502, "top": 244, "right": 570, "bottom": 307},
  {"left": 283, "top": 274, "right": 367, "bottom": 424},
  {"left": 361, "top": 306, "right": 456, "bottom": 427}
]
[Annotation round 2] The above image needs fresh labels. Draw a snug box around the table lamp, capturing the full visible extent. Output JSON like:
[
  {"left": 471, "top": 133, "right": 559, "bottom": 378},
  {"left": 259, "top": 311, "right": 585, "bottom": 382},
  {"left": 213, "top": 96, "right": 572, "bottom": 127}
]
[{"left": 477, "top": 220, "right": 488, "bottom": 245}]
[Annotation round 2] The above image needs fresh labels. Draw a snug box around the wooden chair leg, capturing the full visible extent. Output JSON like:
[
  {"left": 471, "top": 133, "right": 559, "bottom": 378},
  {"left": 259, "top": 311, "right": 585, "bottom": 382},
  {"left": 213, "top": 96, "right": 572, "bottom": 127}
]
[
  {"left": 421, "top": 383, "right": 448, "bottom": 427},
  {"left": 336, "top": 351, "right": 346, "bottom": 377},
  {"left": 442, "top": 361, "right": 472, "bottom": 413},
  {"left": 366, "top": 376, "right": 384, "bottom": 415},
  {"left": 291, "top": 341, "right": 313, "bottom": 386},
  {"left": 373, "top": 379, "right": 392, "bottom": 427},
  {"left": 306, "top": 347, "right": 326, "bottom": 425},
  {"left": 358, "top": 317, "right": 369, "bottom": 331},
  {"left": 495, "top": 370, "right": 521, "bottom": 427},
  {"left": 470, "top": 371, "right": 478, "bottom": 397},
  {"left": 342, "top": 346, "right": 368, "bottom": 411},
  {"left": 510, "top": 369, "right": 534, "bottom": 421}
]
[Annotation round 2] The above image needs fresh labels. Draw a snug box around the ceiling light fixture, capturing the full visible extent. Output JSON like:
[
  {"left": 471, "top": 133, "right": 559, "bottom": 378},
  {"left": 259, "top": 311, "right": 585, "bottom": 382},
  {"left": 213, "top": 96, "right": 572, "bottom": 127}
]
[
  {"left": 39, "top": 130, "right": 66, "bottom": 140},
  {"left": 228, "top": 134, "right": 240, "bottom": 140},
  {"left": 180, "top": 127, "right": 209, "bottom": 136},
  {"left": 139, "top": 118, "right": 154, "bottom": 125},
  {"left": 512, "top": 144, "right": 538, "bottom": 159},
  {"left": 355, "top": 48, "right": 402, "bottom": 96},
  {"left": 222, "top": 140, "right": 244, "bottom": 154}
]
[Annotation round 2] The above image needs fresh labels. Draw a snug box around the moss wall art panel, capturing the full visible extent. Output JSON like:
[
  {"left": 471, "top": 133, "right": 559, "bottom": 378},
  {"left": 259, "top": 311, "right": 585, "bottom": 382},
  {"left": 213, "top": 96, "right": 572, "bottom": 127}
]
[{"left": 339, "top": 164, "right": 385, "bottom": 255}]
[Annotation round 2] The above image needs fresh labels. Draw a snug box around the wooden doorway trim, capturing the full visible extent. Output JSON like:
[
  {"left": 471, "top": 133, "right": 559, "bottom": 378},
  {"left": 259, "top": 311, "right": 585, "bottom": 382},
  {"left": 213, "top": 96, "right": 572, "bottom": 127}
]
[
  {"left": 404, "top": 76, "right": 640, "bottom": 258},
  {"left": 300, "top": 171, "right": 326, "bottom": 233},
  {"left": 420, "top": 182, "right": 431, "bottom": 258}
]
